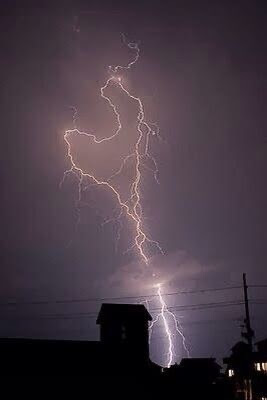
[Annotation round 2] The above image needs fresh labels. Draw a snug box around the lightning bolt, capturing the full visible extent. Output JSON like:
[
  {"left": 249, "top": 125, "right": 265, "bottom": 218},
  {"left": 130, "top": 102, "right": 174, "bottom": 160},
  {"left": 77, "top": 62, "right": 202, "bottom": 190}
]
[
  {"left": 156, "top": 284, "right": 190, "bottom": 367},
  {"left": 61, "top": 34, "right": 189, "bottom": 367}
]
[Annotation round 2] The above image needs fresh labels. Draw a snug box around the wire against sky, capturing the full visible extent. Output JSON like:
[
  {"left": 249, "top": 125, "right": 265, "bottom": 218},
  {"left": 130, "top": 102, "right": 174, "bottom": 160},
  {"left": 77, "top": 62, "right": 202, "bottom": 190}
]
[
  {"left": 0, "top": 285, "right": 244, "bottom": 307},
  {"left": 0, "top": 300, "right": 248, "bottom": 319},
  {"left": 60, "top": 33, "right": 190, "bottom": 366}
]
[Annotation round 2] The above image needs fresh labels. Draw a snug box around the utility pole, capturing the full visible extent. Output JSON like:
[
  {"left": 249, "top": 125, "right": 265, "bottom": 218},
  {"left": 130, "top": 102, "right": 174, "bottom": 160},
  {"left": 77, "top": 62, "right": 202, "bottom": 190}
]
[
  {"left": 242, "top": 273, "right": 255, "bottom": 400},
  {"left": 242, "top": 273, "right": 254, "bottom": 352}
]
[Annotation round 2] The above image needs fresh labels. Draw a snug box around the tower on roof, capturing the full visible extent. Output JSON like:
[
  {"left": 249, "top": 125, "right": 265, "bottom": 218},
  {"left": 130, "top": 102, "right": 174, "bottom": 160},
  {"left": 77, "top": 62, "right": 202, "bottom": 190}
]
[{"left": 97, "top": 303, "right": 152, "bottom": 364}]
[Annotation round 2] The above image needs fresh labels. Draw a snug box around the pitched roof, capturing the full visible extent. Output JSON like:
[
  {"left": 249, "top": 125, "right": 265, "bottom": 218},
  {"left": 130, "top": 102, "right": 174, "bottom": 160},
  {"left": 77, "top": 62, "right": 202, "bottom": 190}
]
[{"left": 96, "top": 303, "right": 152, "bottom": 324}]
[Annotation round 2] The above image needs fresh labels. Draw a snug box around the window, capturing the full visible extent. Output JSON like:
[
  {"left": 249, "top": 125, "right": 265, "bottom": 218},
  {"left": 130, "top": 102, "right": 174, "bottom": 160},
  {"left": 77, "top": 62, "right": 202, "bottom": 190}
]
[
  {"left": 228, "top": 369, "right": 234, "bottom": 377},
  {"left": 121, "top": 325, "right": 127, "bottom": 340},
  {"left": 255, "top": 362, "right": 267, "bottom": 372},
  {"left": 256, "top": 363, "right": 261, "bottom": 371}
]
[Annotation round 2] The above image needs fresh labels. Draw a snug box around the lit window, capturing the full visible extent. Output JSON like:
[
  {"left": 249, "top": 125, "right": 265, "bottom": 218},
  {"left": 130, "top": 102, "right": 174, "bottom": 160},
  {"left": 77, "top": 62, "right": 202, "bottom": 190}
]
[
  {"left": 256, "top": 363, "right": 261, "bottom": 371},
  {"left": 228, "top": 369, "right": 234, "bottom": 377},
  {"left": 255, "top": 362, "right": 267, "bottom": 372}
]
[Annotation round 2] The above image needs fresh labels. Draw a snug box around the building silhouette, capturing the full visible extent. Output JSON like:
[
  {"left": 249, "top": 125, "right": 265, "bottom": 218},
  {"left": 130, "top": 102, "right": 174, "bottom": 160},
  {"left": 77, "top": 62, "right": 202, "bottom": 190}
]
[
  {"left": 0, "top": 303, "right": 160, "bottom": 377},
  {"left": 97, "top": 303, "right": 151, "bottom": 358},
  {"left": 97, "top": 303, "right": 153, "bottom": 371},
  {"left": 224, "top": 339, "right": 267, "bottom": 400},
  {"left": 1, "top": 301, "right": 265, "bottom": 399}
]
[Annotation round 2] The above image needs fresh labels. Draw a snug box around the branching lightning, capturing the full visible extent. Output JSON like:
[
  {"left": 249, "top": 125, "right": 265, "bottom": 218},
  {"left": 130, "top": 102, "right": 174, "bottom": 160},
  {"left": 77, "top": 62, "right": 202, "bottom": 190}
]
[
  {"left": 62, "top": 66, "right": 163, "bottom": 262},
  {"left": 61, "top": 34, "right": 189, "bottom": 367},
  {"left": 157, "top": 284, "right": 174, "bottom": 368}
]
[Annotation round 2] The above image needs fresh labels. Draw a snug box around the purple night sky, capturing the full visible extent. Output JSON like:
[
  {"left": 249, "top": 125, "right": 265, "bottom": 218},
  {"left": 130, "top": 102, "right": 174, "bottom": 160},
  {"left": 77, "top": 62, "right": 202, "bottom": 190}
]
[{"left": 1, "top": 0, "right": 266, "bottom": 367}]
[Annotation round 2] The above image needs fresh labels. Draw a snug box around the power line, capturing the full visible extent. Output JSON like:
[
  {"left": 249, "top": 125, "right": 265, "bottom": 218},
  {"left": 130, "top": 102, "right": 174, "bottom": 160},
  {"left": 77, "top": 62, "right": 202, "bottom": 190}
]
[
  {"left": 249, "top": 285, "right": 267, "bottom": 289},
  {"left": 1, "top": 298, "right": 266, "bottom": 322},
  {"left": 0, "top": 299, "right": 247, "bottom": 321},
  {"left": 0, "top": 285, "right": 243, "bottom": 308},
  {"left": 165, "top": 300, "right": 245, "bottom": 312}
]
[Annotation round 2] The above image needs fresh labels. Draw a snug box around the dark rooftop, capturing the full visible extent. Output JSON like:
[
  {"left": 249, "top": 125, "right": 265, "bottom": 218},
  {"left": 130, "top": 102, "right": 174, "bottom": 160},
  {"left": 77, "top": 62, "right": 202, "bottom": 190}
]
[{"left": 96, "top": 303, "right": 152, "bottom": 324}]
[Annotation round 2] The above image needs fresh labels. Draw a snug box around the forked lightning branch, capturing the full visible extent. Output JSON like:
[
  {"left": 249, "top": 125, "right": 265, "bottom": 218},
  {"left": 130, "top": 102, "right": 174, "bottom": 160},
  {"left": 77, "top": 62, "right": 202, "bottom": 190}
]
[{"left": 61, "top": 35, "right": 189, "bottom": 367}]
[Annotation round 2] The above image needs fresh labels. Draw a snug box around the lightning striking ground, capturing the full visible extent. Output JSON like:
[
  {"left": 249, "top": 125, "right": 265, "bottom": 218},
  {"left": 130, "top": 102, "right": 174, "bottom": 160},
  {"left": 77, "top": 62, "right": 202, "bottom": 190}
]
[{"left": 62, "top": 35, "right": 189, "bottom": 367}]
